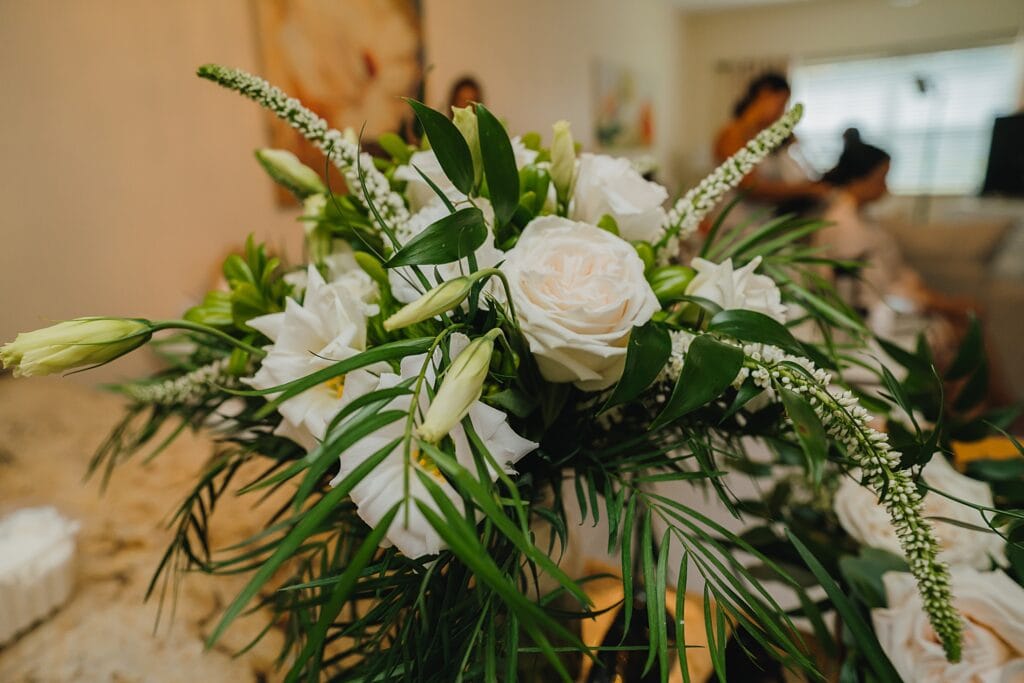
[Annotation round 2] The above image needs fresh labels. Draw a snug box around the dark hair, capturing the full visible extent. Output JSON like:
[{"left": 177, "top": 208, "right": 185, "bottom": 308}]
[
  {"left": 822, "top": 128, "right": 891, "bottom": 186},
  {"left": 733, "top": 72, "right": 790, "bottom": 118},
  {"left": 448, "top": 76, "right": 482, "bottom": 108}
]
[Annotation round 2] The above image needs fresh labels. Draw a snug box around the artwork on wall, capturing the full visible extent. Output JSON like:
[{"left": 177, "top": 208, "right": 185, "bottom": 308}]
[
  {"left": 591, "top": 60, "right": 655, "bottom": 151},
  {"left": 253, "top": 0, "right": 424, "bottom": 203}
]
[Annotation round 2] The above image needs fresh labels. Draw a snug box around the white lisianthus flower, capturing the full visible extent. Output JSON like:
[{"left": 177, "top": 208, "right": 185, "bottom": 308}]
[
  {"left": 395, "top": 139, "right": 538, "bottom": 211},
  {"left": 501, "top": 216, "right": 660, "bottom": 391},
  {"left": 284, "top": 243, "right": 380, "bottom": 317},
  {"left": 685, "top": 256, "right": 787, "bottom": 323},
  {"left": 389, "top": 199, "right": 503, "bottom": 305},
  {"left": 245, "top": 265, "right": 381, "bottom": 451},
  {"left": 873, "top": 568, "right": 1024, "bottom": 682},
  {"left": 835, "top": 456, "right": 1006, "bottom": 569},
  {"left": 570, "top": 153, "right": 668, "bottom": 243},
  {"left": 329, "top": 334, "right": 537, "bottom": 558}
]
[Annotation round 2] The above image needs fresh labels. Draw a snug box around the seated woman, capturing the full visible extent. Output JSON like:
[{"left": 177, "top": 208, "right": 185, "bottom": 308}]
[{"left": 813, "top": 129, "right": 981, "bottom": 370}]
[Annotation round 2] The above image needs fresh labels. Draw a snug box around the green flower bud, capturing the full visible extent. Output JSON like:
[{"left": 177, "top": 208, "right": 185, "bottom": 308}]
[
  {"left": 550, "top": 120, "right": 576, "bottom": 205},
  {"left": 452, "top": 106, "right": 482, "bottom": 187},
  {"left": 1, "top": 317, "right": 152, "bottom": 377},
  {"left": 648, "top": 265, "right": 697, "bottom": 305},
  {"left": 383, "top": 277, "right": 474, "bottom": 331},
  {"left": 632, "top": 241, "right": 656, "bottom": 274},
  {"left": 596, "top": 214, "right": 620, "bottom": 236},
  {"left": 254, "top": 149, "right": 327, "bottom": 198},
  {"left": 417, "top": 329, "right": 501, "bottom": 443}
]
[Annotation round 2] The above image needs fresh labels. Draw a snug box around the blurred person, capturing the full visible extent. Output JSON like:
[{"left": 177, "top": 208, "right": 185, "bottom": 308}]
[
  {"left": 448, "top": 75, "right": 483, "bottom": 112},
  {"left": 813, "top": 129, "right": 1002, "bottom": 389},
  {"left": 712, "top": 72, "right": 828, "bottom": 232}
]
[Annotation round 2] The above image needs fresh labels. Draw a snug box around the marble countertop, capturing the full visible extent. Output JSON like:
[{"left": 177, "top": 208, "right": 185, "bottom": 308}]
[{"left": 0, "top": 377, "right": 287, "bottom": 682}]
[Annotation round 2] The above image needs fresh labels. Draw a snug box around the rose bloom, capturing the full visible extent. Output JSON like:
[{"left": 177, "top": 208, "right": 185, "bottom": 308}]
[
  {"left": 685, "top": 256, "right": 787, "bottom": 323},
  {"left": 570, "top": 153, "right": 668, "bottom": 243},
  {"left": 874, "top": 568, "right": 1024, "bottom": 682},
  {"left": 835, "top": 456, "right": 1006, "bottom": 569},
  {"left": 501, "top": 216, "right": 660, "bottom": 391}
]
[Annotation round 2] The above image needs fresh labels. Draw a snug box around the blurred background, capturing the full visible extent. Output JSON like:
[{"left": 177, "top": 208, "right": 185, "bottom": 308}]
[
  {"left": 1, "top": 2, "right": 1023, "bottom": 680},
  {"left": 1, "top": 0, "right": 1022, "bottom": 392}
]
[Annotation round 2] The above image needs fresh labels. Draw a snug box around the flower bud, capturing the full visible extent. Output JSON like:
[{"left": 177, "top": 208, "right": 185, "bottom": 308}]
[
  {"left": 417, "top": 329, "right": 501, "bottom": 443},
  {"left": 255, "top": 149, "right": 327, "bottom": 198},
  {"left": 1, "top": 317, "right": 152, "bottom": 377},
  {"left": 648, "top": 265, "right": 696, "bottom": 305},
  {"left": 632, "top": 241, "right": 655, "bottom": 274},
  {"left": 384, "top": 277, "right": 474, "bottom": 331},
  {"left": 550, "top": 120, "right": 576, "bottom": 205},
  {"left": 452, "top": 106, "right": 482, "bottom": 187}
]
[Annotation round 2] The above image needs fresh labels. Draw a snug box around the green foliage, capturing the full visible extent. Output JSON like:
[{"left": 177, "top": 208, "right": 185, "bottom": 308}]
[
  {"left": 651, "top": 335, "right": 743, "bottom": 429},
  {"left": 603, "top": 322, "right": 671, "bottom": 410},
  {"left": 406, "top": 99, "right": 475, "bottom": 195},
  {"left": 476, "top": 104, "right": 520, "bottom": 227},
  {"left": 185, "top": 236, "right": 291, "bottom": 336},
  {"left": 386, "top": 207, "right": 487, "bottom": 267}
]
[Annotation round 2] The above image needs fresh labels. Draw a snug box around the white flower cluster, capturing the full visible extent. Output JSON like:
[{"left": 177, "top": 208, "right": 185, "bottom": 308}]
[
  {"left": 742, "top": 342, "right": 964, "bottom": 661},
  {"left": 198, "top": 65, "right": 409, "bottom": 233},
  {"left": 658, "top": 335, "right": 962, "bottom": 657},
  {"left": 122, "top": 358, "right": 235, "bottom": 406},
  {"left": 656, "top": 104, "right": 804, "bottom": 260}
]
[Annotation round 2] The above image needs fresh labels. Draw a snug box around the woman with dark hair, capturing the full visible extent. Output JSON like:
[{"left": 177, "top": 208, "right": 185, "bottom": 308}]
[
  {"left": 712, "top": 72, "right": 828, "bottom": 233},
  {"left": 448, "top": 76, "right": 483, "bottom": 112},
  {"left": 815, "top": 129, "right": 979, "bottom": 362}
]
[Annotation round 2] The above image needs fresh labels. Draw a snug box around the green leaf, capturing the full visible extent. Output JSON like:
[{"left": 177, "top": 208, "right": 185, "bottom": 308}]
[
  {"left": 406, "top": 99, "right": 474, "bottom": 194},
  {"left": 206, "top": 441, "right": 393, "bottom": 649},
  {"left": 953, "top": 358, "right": 989, "bottom": 412},
  {"left": 284, "top": 502, "right": 400, "bottom": 683},
  {"left": 779, "top": 388, "right": 828, "bottom": 485},
  {"left": 708, "top": 309, "right": 801, "bottom": 354},
  {"left": 476, "top": 104, "right": 520, "bottom": 227},
  {"left": 786, "top": 530, "right": 902, "bottom": 683},
  {"left": 838, "top": 548, "right": 908, "bottom": 610},
  {"left": 651, "top": 335, "right": 743, "bottom": 430},
  {"left": 225, "top": 337, "right": 432, "bottom": 415},
  {"left": 603, "top": 322, "right": 672, "bottom": 410},
  {"left": 419, "top": 441, "right": 589, "bottom": 606},
  {"left": 946, "top": 314, "right": 983, "bottom": 380},
  {"left": 184, "top": 290, "right": 233, "bottom": 327},
  {"left": 387, "top": 207, "right": 486, "bottom": 267}
]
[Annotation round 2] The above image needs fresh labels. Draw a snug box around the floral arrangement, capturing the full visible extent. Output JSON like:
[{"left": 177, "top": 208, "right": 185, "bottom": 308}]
[{"left": 5, "top": 63, "right": 1020, "bottom": 681}]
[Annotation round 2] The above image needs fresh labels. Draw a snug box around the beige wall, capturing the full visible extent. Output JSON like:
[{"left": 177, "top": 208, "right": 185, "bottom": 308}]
[
  {"left": 680, "top": 0, "right": 1024, "bottom": 179},
  {"left": 0, "top": 0, "right": 300, "bottom": 380},
  {"left": 422, "top": 0, "right": 687, "bottom": 183}
]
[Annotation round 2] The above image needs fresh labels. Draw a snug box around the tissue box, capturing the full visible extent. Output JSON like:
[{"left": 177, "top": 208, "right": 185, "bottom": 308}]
[{"left": 0, "top": 506, "right": 79, "bottom": 645}]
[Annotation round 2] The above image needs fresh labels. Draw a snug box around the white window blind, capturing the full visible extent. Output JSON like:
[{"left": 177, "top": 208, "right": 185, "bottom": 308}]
[{"left": 790, "top": 43, "right": 1021, "bottom": 195}]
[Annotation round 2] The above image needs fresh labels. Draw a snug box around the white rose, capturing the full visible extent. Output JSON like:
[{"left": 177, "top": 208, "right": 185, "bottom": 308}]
[
  {"left": 389, "top": 199, "right": 504, "bottom": 305},
  {"left": 501, "top": 216, "right": 660, "bottom": 391},
  {"left": 396, "top": 138, "right": 537, "bottom": 212},
  {"left": 686, "top": 256, "right": 787, "bottom": 323},
  {"left": 873, "top": 568, "right": 1024, "bottom": 682},
  {"left": 570, "top": 153, "right": 668, "bottom": 243},
  {"left": 834, "top": 456, "right": 1006, "bottom": 569}
]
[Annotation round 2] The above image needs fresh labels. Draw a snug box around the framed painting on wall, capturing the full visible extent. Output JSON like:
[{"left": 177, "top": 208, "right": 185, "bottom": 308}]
[
  {"left": 591, "top": 60, "right": 655, "bottom": 151},
  {"left": 253, "top": 0, "right": 424, "bottom": 204}
]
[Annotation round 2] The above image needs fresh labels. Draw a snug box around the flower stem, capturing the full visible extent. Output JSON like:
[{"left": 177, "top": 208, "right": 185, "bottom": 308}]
[{"left": 151, "top": 320, "right": 266, "bottom": 358}]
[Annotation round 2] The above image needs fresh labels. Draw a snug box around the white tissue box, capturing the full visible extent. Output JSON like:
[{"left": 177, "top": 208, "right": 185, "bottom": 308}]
[{"left": 0, "top": 506, "right": 79, "bottom": 645}]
